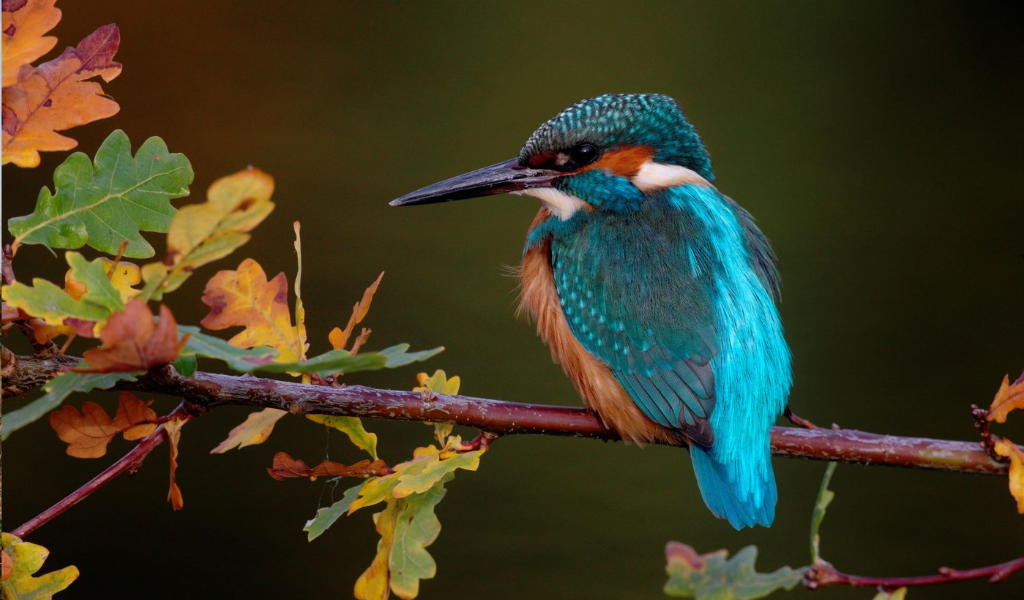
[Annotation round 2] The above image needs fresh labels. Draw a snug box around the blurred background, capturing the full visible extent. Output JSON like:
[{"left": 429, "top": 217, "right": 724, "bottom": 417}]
[{"left": 3, "top": 1, "right": 1023, "bottom": 598}]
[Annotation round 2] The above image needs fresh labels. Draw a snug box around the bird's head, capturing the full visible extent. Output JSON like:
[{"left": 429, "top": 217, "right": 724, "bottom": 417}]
[{"left": 390, "top": 94, "right": 713, "bottom": 219}]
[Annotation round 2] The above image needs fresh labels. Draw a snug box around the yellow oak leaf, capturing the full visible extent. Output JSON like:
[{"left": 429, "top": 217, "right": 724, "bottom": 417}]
[
  {"left": 415, "top": 370, "right": 460, "bottom": 444},
  {"left": 994, "top": 437, "right": 1024, "bottom": 514},
  {"left": 292, "top": 222, "right": 308, "bottom": 362},
  {"left": 0, "top": 533, "right": 78, "bottom": 600},
  {"left": 987, "top": 372, "right": 1024, "bottom": 424},
  {"left": 165, "top": 418, "right": 185, "bottom": 510},
  {"left": 2, "top": 23, "right": 121, "bottom": 168},
  {"left": 140, "top": 167, "right": 274, "bottom": 301},
  {"left": 354, "top": 498, "right": 399, "bottom": 600},
  {"left": 66, "top": 257, "right": 140, "bottom": 304},
  {"left": 1, "top": 0, "right": 61, "bottom": 87},
  {"left": 49, "top": 392, "right": 157, "bottom": 458},
  {"left": 307, "top": 414, "right": 378, "bottom": 459},
  {"left": 210, "top": 407, "right": 287, "bottom": 454},
  {"left": 200, "top": 258, "right": 302, "bottom": 363}
]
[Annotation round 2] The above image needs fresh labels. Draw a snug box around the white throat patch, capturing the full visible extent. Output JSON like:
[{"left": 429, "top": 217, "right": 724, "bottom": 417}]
[
  {"left": 630, "top": 161, "right": 710, "bottom": 192},
  {"left": 513, "top": 188, "right": 590, "bottom": 221}
]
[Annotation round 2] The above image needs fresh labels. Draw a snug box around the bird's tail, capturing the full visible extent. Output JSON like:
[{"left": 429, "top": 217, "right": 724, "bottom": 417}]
[{"left": 690, "top": 444, "right": 776, "bottom": 530}]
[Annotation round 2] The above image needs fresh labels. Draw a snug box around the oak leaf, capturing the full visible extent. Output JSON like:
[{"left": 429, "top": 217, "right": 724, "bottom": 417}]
[
  {"left": 267, "top": 452, "right": 391, "bottom": 481},
  {"left": 200, "top": 258, "right": 302, "bottom": 363},
  {"left": 7, "top": 130, "right": 192, "bottom": 256},
  {"left": 293, "top": 222, "right": 309, "bottom": 363},
  {"left": 307, "top": 415, "right": 378, "bottom": 459},
  {"left": 0, "top": 533, "right": 78, "bottom": 600},
  {"left": 414, "top": 370, "right": 460, "bottom": 444},
  {"left": 330, "top": 272, "right": 383, "bottom": 352},
  {"left": 2, "top": 251, "right": 124, "bottom": 337},
  {"left": 1, "top": 549, "right": 11, "bottom": 582},
  {"left": 994, "top": 437, "right": 1024, "bottom": 514},
  {"left": 663, "top": 542, "right": 806, "bottom": 600},
  {"left": 2, "top": 23, "right": 121, "bottom": 167},
  {"left": 49, "top": 392, "right": 157, "bottom": 458},
  {"left": 140, "top": 167, "right": 274, "bottom": 301},
  {"left": 210, "top": 407, "right": 286, "bottom": 454},
  {"left": 1, "top": 0, "right": 61, "bottom": 87},
  {"left": 165, "top": 418, "right": 185, "bottom": 510},
  {"left": 66, "top": 256, "right": 140, "bottom": 304},
  {"left": 304, "top": 481, "right": 366, "bottom": 541},
  {"left": 78, "top": 300, "right": 188, "bottom": 373},
  {"left": 987, "top": 371, "right": 1024, "bottom": 424},
  {"left": 2, "top": 369, "right": 138, "bottom": 440},
  {"left": 354, "top": 497, "right": 399, "bottom": 600}
]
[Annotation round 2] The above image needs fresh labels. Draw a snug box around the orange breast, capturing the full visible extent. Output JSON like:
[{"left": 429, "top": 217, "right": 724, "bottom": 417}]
[{"left": 517, "top": 208, "right": 684, "bottom": 446}]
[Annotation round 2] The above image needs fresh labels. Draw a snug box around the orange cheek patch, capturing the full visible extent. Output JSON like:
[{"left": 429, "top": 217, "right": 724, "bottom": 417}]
[{"left": 585, "top": 145, "right": 655, "bottom": 177}]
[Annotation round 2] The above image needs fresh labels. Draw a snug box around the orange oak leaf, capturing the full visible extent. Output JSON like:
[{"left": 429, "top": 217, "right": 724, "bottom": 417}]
[
  {"left": 49, "top": 392, "right": 157, "bottom": 458},
  {"left": 987, "top": 371, "right": 1024, "bottom": 424},
  {"left": 201, "top": 258, "right": 302, "bottom": 363},
  {"left": 165, "top": 418, "right": 185, "bottom": 510},
  {"left": 77, "top": 300, "right": 188, "bottom": 373},
  {"left": 1, "top": 0, "right": 61, "bottom": 87},
  {"left": 2, "top": 23, "right": 121, "bottom": 167},
  {"left": 329, "top": 272, "right": 383, "bottom": 352},
  {"left": 1, "top": 548, "right": 11, "bottom": 581},
  {"left": 994, "top": 437, "right": 1024, "bottom": 514},
  {"left": 266, "top": 452, "right": 392, "bottom": 481}
]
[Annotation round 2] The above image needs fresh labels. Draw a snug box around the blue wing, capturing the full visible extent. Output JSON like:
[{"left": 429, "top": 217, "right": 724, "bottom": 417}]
[{"left": 549, "top": 196, "right": 719, "bottom": 446}]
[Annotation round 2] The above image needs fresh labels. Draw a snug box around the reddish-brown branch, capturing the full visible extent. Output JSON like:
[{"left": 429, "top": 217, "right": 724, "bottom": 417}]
[
  {"left": 806, "top": 556, "right": 1024, "bottom": 591},
  {"left": 11, "top": 405, "right": 192, "bottom": 538},
  {"left": 4, "top": 353, "right": 1010, "bottom": 475}
]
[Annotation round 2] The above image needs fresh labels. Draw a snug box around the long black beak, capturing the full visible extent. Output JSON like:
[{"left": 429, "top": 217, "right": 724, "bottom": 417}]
[{"left": 389, "top": 158, "right": 559, "bottom": 207}]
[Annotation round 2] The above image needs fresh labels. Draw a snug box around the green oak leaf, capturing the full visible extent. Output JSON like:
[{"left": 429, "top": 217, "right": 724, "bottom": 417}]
[
  {"left": 664, "top": 542, "right": 806, "bottom": 600},
  {"left": 2, "top": 251, "right": 124, "bottom": 327},
  {"left": 1, "top": 533, "right": 79, "bottom": 600},
  {"left": 810, "top": 462, "right": 837, "bottom": 564},
  {"left": 304, "top": 481, "right": 366, "bottom": 542},
  {"left": 8, "top": 130, "right": 193, "bottom": 258},
  {"left": 307, "top": 415, "right": 378, "bottom": 459},
  {"left": 181, "top": 327, "right": 442, "bottom": 376},
  {"left": 390, "top": 476, "right": 450, "bottom": 599},
  {"left": 1, "top": 368, "right": 139, "bottom": 439}
]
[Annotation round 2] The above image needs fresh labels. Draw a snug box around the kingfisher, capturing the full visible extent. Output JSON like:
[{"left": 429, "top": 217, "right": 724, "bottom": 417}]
[{"left": 390, "top": 94, "right": 791, "bottom": 529}]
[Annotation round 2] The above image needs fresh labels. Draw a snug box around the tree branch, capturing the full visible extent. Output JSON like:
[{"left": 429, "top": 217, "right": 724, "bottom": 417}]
[
  {"left": 806, "top": 556, "right": 1024, "bottom": 591},
  {"left": 5, "top": 353, "right": 1009, "bottom": 475}
]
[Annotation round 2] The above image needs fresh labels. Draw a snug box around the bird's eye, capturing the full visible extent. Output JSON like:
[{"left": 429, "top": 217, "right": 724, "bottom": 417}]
[{"left": 569, "top": 143, "right": 599, "bottom": 166}]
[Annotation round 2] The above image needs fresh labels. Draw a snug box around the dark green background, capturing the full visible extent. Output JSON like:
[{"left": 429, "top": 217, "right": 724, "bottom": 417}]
[{"left": 3, "top": 1, "right": 1023, "bottom": 598}]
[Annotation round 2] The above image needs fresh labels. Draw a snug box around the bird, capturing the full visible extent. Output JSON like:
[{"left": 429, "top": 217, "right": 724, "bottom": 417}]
[{"left": 390, "top": 93, "right": 792, "bottom": 529}]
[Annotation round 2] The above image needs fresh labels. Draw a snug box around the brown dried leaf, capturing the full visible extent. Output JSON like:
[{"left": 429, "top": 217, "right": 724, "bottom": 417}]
[
  {"left": 2, "top": 23, "right": 122, "bottom": 167},
  {"left": 165, "top": 418, "right": 185, "bottom": 510},
  {"left": 266, "top": 452, "right": 391, "bottom": 481},
  {"left": 78, "top": 300, "right": 188, "bottom": 373},
  {"left": 987, "top": 371, "right": 1024, "bottom": 424},
  {"left": 48, "top": 392, "right": 156, "bottom": 458}
]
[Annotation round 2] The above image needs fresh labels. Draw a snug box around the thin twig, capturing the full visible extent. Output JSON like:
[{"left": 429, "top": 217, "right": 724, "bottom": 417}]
[
  {"left": 11, "top": 404, "right": 192, "bottom": 538},
  {"left": 805, "top": 555, "right": 1024, "bottom": 591}
]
